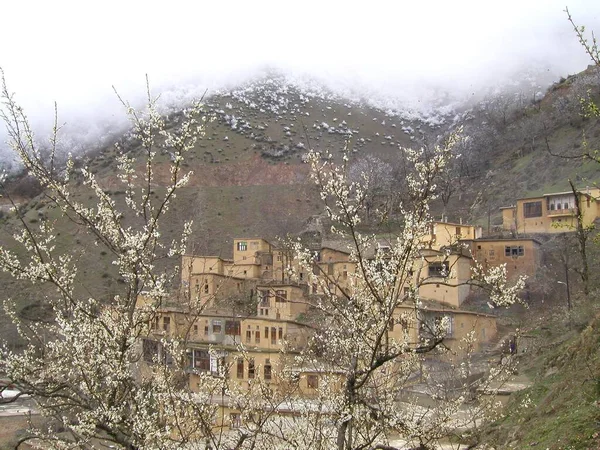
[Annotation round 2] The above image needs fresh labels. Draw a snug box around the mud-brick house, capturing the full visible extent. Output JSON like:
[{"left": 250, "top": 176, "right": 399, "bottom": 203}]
[
  {"left": 462, "top": 237, "right": 542, "bottom": 280},
  {"left": 414, "top": 300, "right": 497, "bottom": 354},
  {"left": 501, "top": 187, "right": 600, "bottom": 234},
  {"left": 422, "top": 221, "right": 483, "bottom": 250},
  {"left": 414, "top": 248, "right": 473, "bottom": 308}
]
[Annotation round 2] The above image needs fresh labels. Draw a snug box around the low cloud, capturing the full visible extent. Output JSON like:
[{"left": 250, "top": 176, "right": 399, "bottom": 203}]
[{"left": 1, "top": 0, "right": 599, "bottom": 168}]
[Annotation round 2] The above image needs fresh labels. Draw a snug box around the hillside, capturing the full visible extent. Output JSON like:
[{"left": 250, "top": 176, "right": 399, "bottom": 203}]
[
  {"left": 480, "top": 308, "right": 600, "bottom": 449},
  {"left": 1, "top": 67, "right": 600, "bottom": 342}
]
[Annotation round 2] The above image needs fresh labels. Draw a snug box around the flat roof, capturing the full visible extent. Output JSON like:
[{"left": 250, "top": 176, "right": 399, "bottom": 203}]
[
  {"left": 461, "top": 237, "right": 542, "bottom": 245},
  {"left": 542, "top": 191, "right": 576, "bottom": 197},
  {"left": 432, "top": 220, "right": 477, "bottom": 227}
]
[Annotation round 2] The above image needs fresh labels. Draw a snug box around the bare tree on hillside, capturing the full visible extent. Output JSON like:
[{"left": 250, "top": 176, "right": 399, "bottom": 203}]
[{"left": 349, "top": 154, "right": 393, "bottom": 222}]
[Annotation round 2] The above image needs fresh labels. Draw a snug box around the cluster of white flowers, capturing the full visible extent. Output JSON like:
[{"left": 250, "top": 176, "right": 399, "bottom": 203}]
[
  {"left": 0, "top": 76, "right": 217, "bottom": 449},
  {"left": 281, "top": 127, "right": 525, "bottom": 449}
]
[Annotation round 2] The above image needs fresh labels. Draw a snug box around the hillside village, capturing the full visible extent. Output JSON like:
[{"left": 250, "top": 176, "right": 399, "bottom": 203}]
[
  {"left": 0, "top": 51, "right": 599, "bottom": 449},
  {"left": 136, "top": 183, "right": 600, "bottom": 432}
]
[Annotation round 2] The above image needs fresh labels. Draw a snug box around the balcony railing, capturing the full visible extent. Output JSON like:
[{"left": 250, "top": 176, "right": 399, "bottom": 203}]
[{"left": 546, "top": 208, "right": 575, "bottom": 218}]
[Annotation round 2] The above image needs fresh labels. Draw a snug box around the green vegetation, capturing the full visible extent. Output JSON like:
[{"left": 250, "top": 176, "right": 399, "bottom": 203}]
[{"left": 483, "top": 310, "right": 600, "bottom": 449}]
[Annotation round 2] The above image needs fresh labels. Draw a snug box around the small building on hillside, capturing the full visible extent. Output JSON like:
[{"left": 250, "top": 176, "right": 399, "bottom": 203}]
[
  {"left": 422, "top": 221, "right": 483, "bottom": 250},
  {"left": 501, "top": 187, "right": 600, "bottom": 234},
  {"left": 416, "top": 300, "right": 497, "bottom": 353},
  {"left": 462, "top": 237, "right": 542, "bottom": 280},
  {"left": 415, "top": 248, "right": 473, "bottom": 308}
]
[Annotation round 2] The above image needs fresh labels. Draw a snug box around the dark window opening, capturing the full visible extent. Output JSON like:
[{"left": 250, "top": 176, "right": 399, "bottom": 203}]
[
  {"left": 225, "top": 320, "right": 241, "bottom": 336},
  {"left": 236, "top": 358, "right": 244, "bottom": 378},
  {"left": 143, "top": 339, "right": 159, "bottom": 363},
  {"left": 523, "top": 201, "right": 542, "bottom": 218},
  {"left": 504, "top": 246, "right": 524, "bottom": 257},
  {"left": 194, "top": 350, "right": 210, "bottom": 371},
  {"left": 428, "top": 262, "right": 449, "bottom": 278}
]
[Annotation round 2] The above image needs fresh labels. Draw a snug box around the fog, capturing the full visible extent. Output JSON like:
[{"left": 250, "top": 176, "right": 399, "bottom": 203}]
[{"left": 1, "top": 0, "right": 599, "bottom": 168}]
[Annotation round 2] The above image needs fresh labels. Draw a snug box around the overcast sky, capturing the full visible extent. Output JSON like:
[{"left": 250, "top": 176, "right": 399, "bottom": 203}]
[{"left": 1, "top": 0, "right": 599, "bottom": 163}]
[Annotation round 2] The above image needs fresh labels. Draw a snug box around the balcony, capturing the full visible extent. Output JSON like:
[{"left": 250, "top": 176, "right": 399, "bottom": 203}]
[{"left": 546, "top": 208, "right": 575, "bottom": 218}]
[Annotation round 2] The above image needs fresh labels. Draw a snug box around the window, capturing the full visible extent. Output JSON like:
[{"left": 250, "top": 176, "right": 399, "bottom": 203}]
[
  {"left": 264, "top": 359, "right": 272, "bottom": 380},
  {"left": 456, "top": 226, "right": 462, "bottom": 236},
  {"left": 327, "top": 264, "right": 334, "bottom": 275},
  {"left": 194, "top": 350, "right": 210, "bottom": 371},
  {"left": 523, "top": 201, "right": 542, "bottom": 218},
  {"left": 423, "top": 315, "right": 454, "bottom": 339},
  {"left": 255, "top": 330, "right": 260, "bottom": 344},
  {"left": 143, "top": 339, "right": 159, "bottom": 363},
  {"left": 237, "top": 241, "right": 247, "bottom": 251},
  {"left": 163, "top": 350, "right": 173, "bottom": 366},
  {"left": 193, "top": 324, "right": 198, "bottom": 335},
  {"left": 204, "top": 323, "right": 209, "bottom": 336},
  {"left": 264, "top": 327, "right": 269, "bottom": 339},
  {"left": 444, "top": 316, "right": 454, "bottom": 337},
  {"left": 307, "top": 374, "right": 318, "bottom": 389},
  {"left": 504, "top": 246, "right": 524, "bottom": 257},
  {"left": 212, "top": 320, "right": 222, "bottom": 334},
  {"left": 204, "top": 283, "right": 209, "bottom": 294},
  {"left": 210, "top": 355, "right": 225, "bottom": 374},
  {"left": 230, "top": 413, "right": 241, "bottom": 429},
  {"left": 258, "top": 290, "right": 270, "bottom": 306},
  {"left": 236, "top": 358, "right": 244, "bottom": 378},
  {"left": 271, "top": 327, "right": 276, "bottom": 345},
  {"left": 278, "top": 327, "right": 283, "bottom": 340},
  {"left": 275, "top": 289, "right": 287, "bottom": 302},
  {"left": 248, "top": 358, "right": 255, "bottom": 378},
  {"left": 246, "top": 329, "right": 251, "bottom": 343},
  {"left": 428, "top": 262, "right": 449, "bottom": 278},
  {"left": 225, "top": 320, "right": 241, "bottom": 336},
  {"left": 163, "top": 317, "right": 171, "bottom": 332},
  {"left": 377, "top": 246, "right": 391, "bottom": 257}
]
